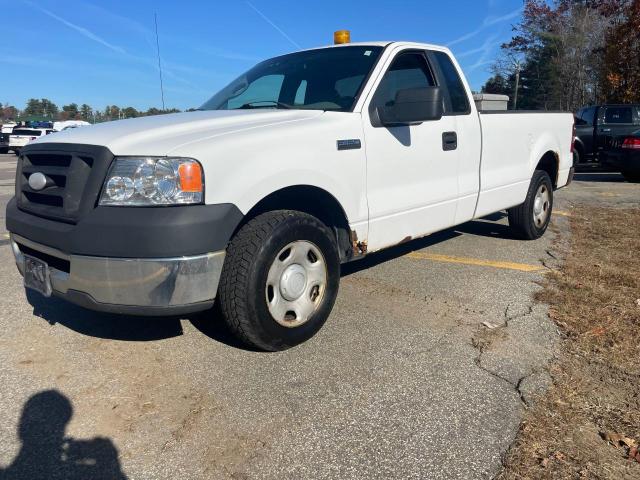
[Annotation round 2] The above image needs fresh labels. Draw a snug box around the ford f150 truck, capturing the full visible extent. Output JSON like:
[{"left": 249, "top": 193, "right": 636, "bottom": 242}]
[{"left": 6, "top": 41, "right": 574, "bottom": 351}]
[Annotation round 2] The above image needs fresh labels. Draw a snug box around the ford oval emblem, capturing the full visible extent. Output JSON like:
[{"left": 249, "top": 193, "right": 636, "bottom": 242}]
[{"left": 28, "top": 172, "right": 48, "bottom": 191}]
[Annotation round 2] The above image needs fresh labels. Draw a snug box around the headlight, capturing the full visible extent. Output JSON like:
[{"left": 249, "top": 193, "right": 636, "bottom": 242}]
[{"left": 99, "top": 157, "right": 203, "bottom": 206}]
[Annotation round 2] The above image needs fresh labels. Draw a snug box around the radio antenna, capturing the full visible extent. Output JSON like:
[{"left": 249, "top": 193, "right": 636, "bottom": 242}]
[{"left": 154, "top": 13, "right": 166, "bottom": 110}]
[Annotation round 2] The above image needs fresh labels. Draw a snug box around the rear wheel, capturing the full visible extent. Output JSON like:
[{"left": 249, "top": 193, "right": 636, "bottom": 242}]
[
  {"left": 508, "top": 170, "right": 554, "bottom": 240},
  {"left": 621, "top": 169, "right": 640, "bottom": 183},
  {"left": 218, "top": 210, "right": 340, "bottom": 351}
]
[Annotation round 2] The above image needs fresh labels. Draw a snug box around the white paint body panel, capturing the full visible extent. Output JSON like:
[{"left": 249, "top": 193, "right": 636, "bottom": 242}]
[
  {"left": 30, "top": 42, "right": 574, "bottom": 256},
  {"left": 474, "top": 112, "right": 574, "bottom": 218}
]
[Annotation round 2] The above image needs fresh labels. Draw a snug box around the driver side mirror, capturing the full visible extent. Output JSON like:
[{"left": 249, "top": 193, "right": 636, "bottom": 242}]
[{"left": 376, "top": 86, "right": 444, "bottom": 127}]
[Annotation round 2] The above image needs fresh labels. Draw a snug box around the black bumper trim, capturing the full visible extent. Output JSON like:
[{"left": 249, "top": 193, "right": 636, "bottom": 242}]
[{"left": 6, "top": 198, "right": 244, "bottom": 258}]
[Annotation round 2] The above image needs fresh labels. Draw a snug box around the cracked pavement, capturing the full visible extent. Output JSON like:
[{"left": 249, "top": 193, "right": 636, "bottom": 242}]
[{"left": 0, "top": 154, "right": 630, "bottom": 479}]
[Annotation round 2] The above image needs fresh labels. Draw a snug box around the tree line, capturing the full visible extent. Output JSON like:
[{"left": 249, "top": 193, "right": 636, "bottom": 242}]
[
  {"left": 0, "top": 98, "right": 182, "bottom": 122},
  {"left": 483, "top": 0, "right": 640, "bottom": 111}
]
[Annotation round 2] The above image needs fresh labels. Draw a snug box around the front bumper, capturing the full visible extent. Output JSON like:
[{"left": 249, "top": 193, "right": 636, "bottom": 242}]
[{"left": 11, "top": 233, "right": 225, "bottom": 316}]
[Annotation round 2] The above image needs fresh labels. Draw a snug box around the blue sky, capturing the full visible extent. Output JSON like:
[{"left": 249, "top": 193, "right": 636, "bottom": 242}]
[{"left": 0, "top": 0, "right": 523, "bottom": 111}]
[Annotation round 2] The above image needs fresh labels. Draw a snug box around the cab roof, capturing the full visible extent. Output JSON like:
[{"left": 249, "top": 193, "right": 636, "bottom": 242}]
[{"left": 295, "top": 41, "right": 452, "bottom": 54}]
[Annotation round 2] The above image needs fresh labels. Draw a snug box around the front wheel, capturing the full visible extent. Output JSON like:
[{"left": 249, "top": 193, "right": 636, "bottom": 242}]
[
  {"left": 218, "top": 210, "right": 340, "bottom": 351},
  {"left": 508, "top": 170, "right": 554, "bottom": 240}
]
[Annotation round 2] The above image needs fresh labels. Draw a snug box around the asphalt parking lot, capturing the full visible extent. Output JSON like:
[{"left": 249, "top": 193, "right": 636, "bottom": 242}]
[{"left": 0, "top": 151, "right": 637, "bottom": 479}]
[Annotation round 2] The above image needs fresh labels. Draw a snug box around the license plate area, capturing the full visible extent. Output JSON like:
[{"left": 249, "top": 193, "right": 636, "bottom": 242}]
[{"left": 24, "top": 254, "right": 52, "bottom": 297}]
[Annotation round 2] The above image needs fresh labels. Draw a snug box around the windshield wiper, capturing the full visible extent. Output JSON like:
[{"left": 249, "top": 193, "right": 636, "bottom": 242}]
[{"left": 238, "top": 101, "right": 293, "bottom": 110}]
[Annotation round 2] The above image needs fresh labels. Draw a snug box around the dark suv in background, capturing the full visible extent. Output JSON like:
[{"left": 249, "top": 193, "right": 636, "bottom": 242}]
[{"left": 574, "top": 104, "right": 640, "bottom": 182}]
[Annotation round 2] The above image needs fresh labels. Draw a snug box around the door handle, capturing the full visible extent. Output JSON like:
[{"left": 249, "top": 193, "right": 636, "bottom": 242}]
[{"left": 442, "top": 131, "right": 457, "bottom": 151}]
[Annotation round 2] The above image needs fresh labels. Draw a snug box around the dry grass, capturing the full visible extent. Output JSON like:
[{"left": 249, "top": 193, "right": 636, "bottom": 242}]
[{"left": 499, "top": 207, "right": 640, "bottom": 479}]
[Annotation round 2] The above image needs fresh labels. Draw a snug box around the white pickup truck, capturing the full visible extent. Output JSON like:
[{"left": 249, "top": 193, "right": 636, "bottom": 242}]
[{"left": 7, "top": 41, "right": 574, "bottom": 350}]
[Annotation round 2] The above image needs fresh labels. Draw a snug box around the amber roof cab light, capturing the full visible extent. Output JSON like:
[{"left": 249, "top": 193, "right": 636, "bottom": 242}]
[{"left": 334, "top": 30, "right": 350, "bottom": 44}]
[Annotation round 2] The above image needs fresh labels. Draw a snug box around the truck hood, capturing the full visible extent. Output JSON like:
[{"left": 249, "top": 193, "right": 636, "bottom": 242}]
[{"left": 33, "top": 109, "right": 325, "bottom": 156}]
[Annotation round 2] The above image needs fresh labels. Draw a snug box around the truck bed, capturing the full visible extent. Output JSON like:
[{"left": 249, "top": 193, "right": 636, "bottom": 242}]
[{"left": 475, "top": 110, "right": 574, "bottom": 218}]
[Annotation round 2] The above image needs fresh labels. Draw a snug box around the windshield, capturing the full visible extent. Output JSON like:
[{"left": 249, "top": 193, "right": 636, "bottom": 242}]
[{"left": 200, "top": 46, "right": 383, "bottom": 112}]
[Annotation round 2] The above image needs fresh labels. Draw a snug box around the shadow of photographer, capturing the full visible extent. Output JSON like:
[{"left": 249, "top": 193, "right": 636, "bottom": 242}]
[{"left": 0, "top": 390, "right": 127, "bottom": 480}]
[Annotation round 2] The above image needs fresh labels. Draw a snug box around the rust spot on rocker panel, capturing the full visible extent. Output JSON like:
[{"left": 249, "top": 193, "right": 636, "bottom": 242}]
[{"left": 350, "top": 230, "right": 368, "bottom": 256}]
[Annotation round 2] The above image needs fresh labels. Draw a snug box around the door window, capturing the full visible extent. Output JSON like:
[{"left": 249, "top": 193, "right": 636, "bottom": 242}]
[
  {"left": 582, "top": 107, "right": 596, "bottom": 126},
  {"left": 603, "top": 106, "right": 633, "bottom": 124},
  {"left": 432, "top": 51, "right": 470, "bottom": 114},
  {"left": 371, "top": 52, "right": 435, "bottom": 109}
]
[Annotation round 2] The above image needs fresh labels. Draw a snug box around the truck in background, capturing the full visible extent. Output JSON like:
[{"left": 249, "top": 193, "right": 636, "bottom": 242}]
[{"left": 574, "top": 104, "right": 640, "bottom": 181}]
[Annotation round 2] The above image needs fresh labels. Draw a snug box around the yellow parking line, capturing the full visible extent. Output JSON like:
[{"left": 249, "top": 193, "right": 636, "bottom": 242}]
[
  {"left": 554, "top": 210, "right": 572, "bottom": 217},
  {"left": 405, "top": 252, "right": 545, "bottom": 272}
]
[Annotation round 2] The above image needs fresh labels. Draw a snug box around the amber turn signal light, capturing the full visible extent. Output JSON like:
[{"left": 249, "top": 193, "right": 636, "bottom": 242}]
[{"left": 178, "top": 162, "right": 203, "bottom": 193}]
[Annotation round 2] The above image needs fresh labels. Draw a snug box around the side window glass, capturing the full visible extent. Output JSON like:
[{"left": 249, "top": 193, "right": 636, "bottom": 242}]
[
  {"left": 604, "top": 107, "right": 632, "bottom": 124},
  {"left": 587, "top": 108, "right": 596, "bottom": 126},
  {"left": 580, "top": 107, "right": 595, "bottom": 126},
  {"left": 372, "top": 52, "right": 435, "bottom": 109},
  {"left": 226, "top": 74, "right": 285, "bottom": 109},
  {"left": 432, "top": 51, "right": 470, "bottom": 114}
]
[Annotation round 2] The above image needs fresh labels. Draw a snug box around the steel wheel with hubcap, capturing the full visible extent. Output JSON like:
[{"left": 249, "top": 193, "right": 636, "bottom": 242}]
[
  {"left": 266, "top": 240, "right": 327, "bottom": 328},
  {"left": 532, "top": 183, "right": 551, "bottom": 228},
  {"left": 218, "top": 210, "right": 340, "bottom": 351}
]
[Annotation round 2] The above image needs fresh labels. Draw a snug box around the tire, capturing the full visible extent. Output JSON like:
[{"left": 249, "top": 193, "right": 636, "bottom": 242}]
[
  {"left": 13, "top": 149, "right": 20, "bottom": 156},
  {"left": 218, "top": 210, "right": 340, "bottom": 351},
  {"left": 621, "top": 169, "right": 640, "bottom": 183},
  {"left": 508, "top": 170, "right": 554, "bottom": 240}
]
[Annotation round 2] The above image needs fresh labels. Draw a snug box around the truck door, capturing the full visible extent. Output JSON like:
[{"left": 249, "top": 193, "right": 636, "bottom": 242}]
[
  {"left": 428, "top": 50, "right": 482, "bottom": 225},
  {"left": 362, "top": 49, "right": 460, "bottom": 251}
]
